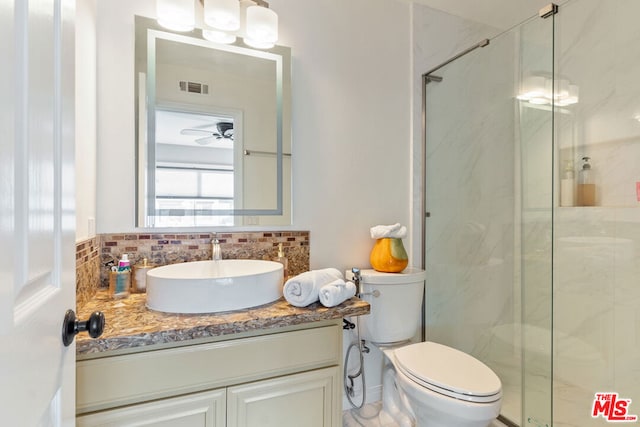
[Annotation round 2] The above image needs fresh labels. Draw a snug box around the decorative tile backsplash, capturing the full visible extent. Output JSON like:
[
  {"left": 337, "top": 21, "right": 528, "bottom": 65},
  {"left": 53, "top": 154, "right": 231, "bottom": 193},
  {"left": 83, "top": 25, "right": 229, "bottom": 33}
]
[
  {"left": 76, "top": 236, "right": 101, "bottom": 307},
  {"left": 76, "top": 231, "right": 310, "bottom": 305}
]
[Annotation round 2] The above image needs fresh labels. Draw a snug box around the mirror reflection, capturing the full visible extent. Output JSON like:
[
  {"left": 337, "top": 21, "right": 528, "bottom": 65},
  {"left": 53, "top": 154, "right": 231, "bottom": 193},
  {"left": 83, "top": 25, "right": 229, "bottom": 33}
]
[{"left": 135, "top": 16, "right": 291, "bottom": 227}]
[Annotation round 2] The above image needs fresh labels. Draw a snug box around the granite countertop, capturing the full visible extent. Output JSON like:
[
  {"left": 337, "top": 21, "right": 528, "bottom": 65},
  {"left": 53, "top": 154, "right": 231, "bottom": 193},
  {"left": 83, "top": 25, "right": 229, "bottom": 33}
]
[{"left": 76, "top": 290, "right": 370, "bottom": 358}]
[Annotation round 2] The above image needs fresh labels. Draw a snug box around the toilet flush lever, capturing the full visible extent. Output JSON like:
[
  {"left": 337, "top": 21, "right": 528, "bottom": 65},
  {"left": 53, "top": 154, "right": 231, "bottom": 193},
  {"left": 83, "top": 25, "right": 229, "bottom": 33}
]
[
  {"left": 351, "top": 267, "right": 380, "bottom": 298},
  {"left": 351, "top": 267, "right": 361, "bottom": 285},
  {"left": 351, "top": 267, "right": 364, "bottom": 297},
  {"left": 359, "top": 290, "right": 381, "bottom": 298}
]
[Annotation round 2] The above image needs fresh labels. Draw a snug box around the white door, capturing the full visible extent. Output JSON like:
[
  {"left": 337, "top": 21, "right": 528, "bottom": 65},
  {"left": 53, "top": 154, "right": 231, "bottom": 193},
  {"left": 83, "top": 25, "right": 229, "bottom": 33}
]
[{"left": 0, "top": 0, "right": 76, "bottom": 426}]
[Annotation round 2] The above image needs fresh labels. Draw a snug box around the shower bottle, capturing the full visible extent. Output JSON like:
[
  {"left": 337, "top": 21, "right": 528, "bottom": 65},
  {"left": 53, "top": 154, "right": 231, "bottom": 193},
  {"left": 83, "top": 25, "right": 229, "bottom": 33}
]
[
  {"left": 560, "top": 160, "right": 575, "bottom": 207},
  {"left": 577, "top": 156, "right": 596, "bottom": 206}
]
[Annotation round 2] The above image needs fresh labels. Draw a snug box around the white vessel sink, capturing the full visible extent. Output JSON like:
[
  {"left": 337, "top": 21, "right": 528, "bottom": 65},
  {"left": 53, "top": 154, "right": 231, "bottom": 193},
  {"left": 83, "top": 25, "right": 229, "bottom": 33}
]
[{"left": 146, "top": 260, "right": 284, "bottom": 314}]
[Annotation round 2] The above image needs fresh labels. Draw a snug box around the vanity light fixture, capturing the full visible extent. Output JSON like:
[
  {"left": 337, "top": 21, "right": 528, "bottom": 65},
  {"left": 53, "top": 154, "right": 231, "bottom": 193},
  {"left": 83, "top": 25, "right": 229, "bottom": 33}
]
[
  {"left": 555, "top": 84, "right": 579, "bottom": 107},
  {"left": 244, "top": 3, "right": 278, "bottom": 49},
  {"left": 517, "top": 75, "right": 546, "bottom": 104},
  {"left": 156, "top": 0, "right": 195, "bottom": 32},
  {"left": 156, "top": 0, "right": 279, "bottom": 49},
  {"left": 517, "top": 75, "right": 579, "bottom": 106},
  {"left": 202, "top": 29, "right": 237, "bottom": 44},
  {"left": 204, "top": 0, "right": 240, "bottom": 32}
]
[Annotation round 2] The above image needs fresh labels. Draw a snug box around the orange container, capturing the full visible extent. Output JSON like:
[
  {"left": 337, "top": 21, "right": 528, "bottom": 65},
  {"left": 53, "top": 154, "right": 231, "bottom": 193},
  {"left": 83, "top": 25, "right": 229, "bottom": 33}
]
[{"left": 370, "top": 238, "right": 408, "bottom": 273}]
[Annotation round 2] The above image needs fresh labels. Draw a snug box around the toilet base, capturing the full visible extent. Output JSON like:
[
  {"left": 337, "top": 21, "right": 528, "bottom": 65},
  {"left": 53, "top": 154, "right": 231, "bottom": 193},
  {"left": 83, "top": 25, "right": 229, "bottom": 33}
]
[
  {"left": 379, "top": 360, "right": 414, "bottom": 427},
  {"left": 379, "top": 346, "right": 501, "bottom": 427},
  {"left": 379, "top": 409, "right": 407, "bottom": 427},
  {"left": 395, "top": 365, "right": 500, "bottom": 427}
]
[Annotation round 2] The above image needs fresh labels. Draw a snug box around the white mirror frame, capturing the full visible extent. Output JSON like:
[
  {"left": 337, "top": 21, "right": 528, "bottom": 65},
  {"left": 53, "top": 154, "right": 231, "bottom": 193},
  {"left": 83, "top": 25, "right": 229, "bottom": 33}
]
[{"left": 135, "top": 17, "right": 290, "bottom": 227}]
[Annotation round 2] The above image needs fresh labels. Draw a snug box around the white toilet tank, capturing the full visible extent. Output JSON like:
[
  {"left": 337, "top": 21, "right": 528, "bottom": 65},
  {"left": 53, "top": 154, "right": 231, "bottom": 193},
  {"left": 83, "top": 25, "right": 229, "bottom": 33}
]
[{"left": 347, "top": 268, "right": 426, "bottom": 344}]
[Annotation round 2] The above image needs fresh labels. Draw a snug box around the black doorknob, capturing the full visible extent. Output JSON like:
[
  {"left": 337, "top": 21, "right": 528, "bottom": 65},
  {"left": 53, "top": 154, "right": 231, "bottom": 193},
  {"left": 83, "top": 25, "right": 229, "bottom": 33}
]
[{"left": 62, "top": 309, "right": 105, "bottom": 347}]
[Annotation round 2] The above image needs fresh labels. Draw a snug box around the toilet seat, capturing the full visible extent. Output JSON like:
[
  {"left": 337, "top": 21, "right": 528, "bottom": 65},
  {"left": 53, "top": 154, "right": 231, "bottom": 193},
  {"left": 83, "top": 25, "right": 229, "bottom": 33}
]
[{"left": 394, "top": 342, "right": 502, "bottom": 403}]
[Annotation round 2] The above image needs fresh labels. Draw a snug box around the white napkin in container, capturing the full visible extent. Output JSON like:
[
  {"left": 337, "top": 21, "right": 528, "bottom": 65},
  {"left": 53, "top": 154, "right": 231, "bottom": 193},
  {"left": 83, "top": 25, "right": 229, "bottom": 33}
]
[{"left": 370, "top": 223, "right": 407, "bottom": 239}]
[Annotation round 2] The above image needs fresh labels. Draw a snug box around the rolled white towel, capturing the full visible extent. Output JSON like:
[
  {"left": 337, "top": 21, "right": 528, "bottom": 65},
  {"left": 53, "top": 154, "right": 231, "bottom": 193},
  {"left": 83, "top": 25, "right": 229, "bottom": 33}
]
[
  {"left": 319, "top": 279, "right": 357, "bottom": 308},
  {"left": 283, "top": 268, "right": 343, "bottom": 307},
  {"left": 370, "top": 223, "right": 407, "bottom": 239}
]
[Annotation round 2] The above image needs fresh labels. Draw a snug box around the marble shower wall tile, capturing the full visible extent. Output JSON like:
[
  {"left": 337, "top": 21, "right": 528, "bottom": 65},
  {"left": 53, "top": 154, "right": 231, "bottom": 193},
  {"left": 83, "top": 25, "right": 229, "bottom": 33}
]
[
  {"left": 552, "top": 0, "right": 640, "bottom": 425},
  {"left": 410, "top": 3, "right": 500, "bottom": 266},
  {"left": 553, "top": 208, "right": 640, "bottom": 427},
  {"left": 556, "top": 0, "right": 640, "bottom": 209}
]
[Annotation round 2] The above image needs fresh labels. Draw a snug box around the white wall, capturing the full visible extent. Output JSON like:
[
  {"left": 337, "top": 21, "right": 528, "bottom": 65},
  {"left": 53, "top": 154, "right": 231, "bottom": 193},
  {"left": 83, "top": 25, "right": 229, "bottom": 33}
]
[
  {"left": 155, "top": 61, "right": 276, "bottom": 151},
  {"left": 96, "top": 0, "right": 413, "bottom": 273},
  {"left": 270, "top": 0, "right": 412, "bottom": 270},
  {"left": 76, "top": 0, "right": 97, "bottom": 241},
  {"left": 96, "top": 0, "right": 154, "bottom": 234}
]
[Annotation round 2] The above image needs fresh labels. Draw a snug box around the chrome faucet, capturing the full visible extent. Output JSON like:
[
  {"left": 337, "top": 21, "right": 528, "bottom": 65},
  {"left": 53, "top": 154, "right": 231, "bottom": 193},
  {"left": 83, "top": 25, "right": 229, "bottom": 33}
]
[{"left": 212, "top": 234, "right": 222, "bottom": 261}]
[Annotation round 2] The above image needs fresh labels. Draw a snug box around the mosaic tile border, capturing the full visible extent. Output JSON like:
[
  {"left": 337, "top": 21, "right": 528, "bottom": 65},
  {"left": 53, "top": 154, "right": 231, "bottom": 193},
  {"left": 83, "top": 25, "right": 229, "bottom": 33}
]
[
  {"left": 98, "top": 231, "right": 310, "bottom": 289},
  {"left": 76, "top": 236, "right": 101, "bottom": 307}
]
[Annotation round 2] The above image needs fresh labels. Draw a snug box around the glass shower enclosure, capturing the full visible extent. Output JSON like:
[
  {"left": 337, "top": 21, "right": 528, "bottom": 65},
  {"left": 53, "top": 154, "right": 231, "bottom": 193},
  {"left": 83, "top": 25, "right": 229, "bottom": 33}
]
[{"left": 422, "top": 1, "right": 640, "bottom": 426}]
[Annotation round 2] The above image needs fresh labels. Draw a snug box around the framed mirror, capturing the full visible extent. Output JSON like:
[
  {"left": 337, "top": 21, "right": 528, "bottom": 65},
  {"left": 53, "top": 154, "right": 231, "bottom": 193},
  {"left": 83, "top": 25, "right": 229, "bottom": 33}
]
[{"left": 135, "top": 16, "right": 291, "bottom": 227}]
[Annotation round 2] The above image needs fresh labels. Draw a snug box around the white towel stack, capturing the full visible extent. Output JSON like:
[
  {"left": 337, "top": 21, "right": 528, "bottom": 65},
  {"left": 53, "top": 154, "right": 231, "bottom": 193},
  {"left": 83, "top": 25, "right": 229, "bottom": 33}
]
[
  {"left": 283, "top": 268, "right": 343, "bottom": 307},
  {"left": 370, "top": 223, "right": 407, "bottom": 239},
  {"left": 319, "top": 279, "right": 357, "bottom": 307},
  {"left": 283, "top": 268, "right": 356, "bottom": 308}
]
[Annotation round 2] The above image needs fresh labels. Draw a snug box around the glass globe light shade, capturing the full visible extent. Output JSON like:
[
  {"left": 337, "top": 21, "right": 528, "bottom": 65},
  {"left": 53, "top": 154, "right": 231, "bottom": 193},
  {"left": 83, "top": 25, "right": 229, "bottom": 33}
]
[
  {"left": 245, "top": 5, "right": 278, "bottom": 45},
  {"left": 204, "top": 0, "right": 240, "bottom": 31},
  {"left": 243, "top": 37, "right": 274, "bottom": 49},
  {"left": 203, "top": 29, "right": 237, "bottom": 44},
  {"left": 156, "top": 0, "right": 195, "bottom": 32}
]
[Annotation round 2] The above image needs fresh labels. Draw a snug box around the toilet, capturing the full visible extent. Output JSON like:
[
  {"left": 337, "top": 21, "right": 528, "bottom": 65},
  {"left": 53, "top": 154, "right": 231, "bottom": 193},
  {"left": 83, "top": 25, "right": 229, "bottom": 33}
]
[{"left": 348, "top": 268, "right": 502, "bottom": 427}]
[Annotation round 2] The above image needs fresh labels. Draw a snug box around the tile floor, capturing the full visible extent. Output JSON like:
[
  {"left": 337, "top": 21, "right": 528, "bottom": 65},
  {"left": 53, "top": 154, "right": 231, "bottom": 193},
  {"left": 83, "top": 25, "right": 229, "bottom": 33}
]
[{"left": 343, "top": 402, "right": 509, "bottom": 427}]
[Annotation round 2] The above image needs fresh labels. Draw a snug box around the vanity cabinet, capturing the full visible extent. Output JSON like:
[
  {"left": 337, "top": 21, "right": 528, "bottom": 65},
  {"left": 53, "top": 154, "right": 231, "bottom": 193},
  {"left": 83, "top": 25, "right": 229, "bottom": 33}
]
[
  {"left": 77, "top": 389, "right": 226, "bottom": 427},
  {"left": 227, "top": 368, "right": 337, "bottom": 427},
  {"left": 76, "top": 321, "right": 342, "bottom": 427}
]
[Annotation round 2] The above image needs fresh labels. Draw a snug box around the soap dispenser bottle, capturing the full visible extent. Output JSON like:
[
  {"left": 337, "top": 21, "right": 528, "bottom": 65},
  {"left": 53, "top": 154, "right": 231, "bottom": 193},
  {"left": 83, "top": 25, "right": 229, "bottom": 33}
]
[
  {"left": 560, "top": 160, "right": 575, "bottom": 207},
  {"left": 109, "top": 253, "right": 131, "bottom": 298},
  {"left": 577, "top": 156, "right": 596, "bottom": 206},
  {"left": 275, "top": 243, "right": 288, "bottom": 282}
]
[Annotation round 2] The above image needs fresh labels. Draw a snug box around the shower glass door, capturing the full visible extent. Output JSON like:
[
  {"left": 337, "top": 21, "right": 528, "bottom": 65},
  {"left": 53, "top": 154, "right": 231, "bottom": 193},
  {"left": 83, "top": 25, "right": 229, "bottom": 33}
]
[
  {"left": 423, "top": 11, "right": 554, "bottom": 426},
  {"left": 552, "top": 0, "right": 640, "bottom": 425}
]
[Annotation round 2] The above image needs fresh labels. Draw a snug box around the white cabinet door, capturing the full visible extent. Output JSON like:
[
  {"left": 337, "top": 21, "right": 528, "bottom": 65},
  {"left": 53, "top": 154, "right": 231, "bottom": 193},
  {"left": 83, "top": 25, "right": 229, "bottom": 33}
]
[
  {"left": 227, "top": 367, "right": 339, "bottom": 427},
  {"left": 77, "top": 388, "right": 226, "bottom": 427}
]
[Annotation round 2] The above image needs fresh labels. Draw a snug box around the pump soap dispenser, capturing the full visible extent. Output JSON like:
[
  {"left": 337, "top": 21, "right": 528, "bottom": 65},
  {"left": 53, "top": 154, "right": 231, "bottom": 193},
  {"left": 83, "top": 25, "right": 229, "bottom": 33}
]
[
  {"left": 577, "top": 156, "right": 596, "bottom": 206},
  {"left": 560, "top": 160, "right": 575, "bottom": 207},
  {"left": 275, "top": 243, "right": 288, "bottom": 282}
]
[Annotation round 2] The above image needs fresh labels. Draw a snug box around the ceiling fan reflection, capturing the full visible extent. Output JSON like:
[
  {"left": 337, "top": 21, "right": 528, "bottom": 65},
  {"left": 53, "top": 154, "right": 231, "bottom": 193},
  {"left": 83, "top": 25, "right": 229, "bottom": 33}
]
[{"left": 180, "top": 122, "right": 234, "bottom": 145}]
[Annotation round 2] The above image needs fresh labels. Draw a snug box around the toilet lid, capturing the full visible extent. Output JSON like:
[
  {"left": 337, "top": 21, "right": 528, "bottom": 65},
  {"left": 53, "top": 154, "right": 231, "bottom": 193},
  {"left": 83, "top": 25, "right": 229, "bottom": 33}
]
[{"left": 394, "top": 342, "right": 502, "bottom": 403}]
